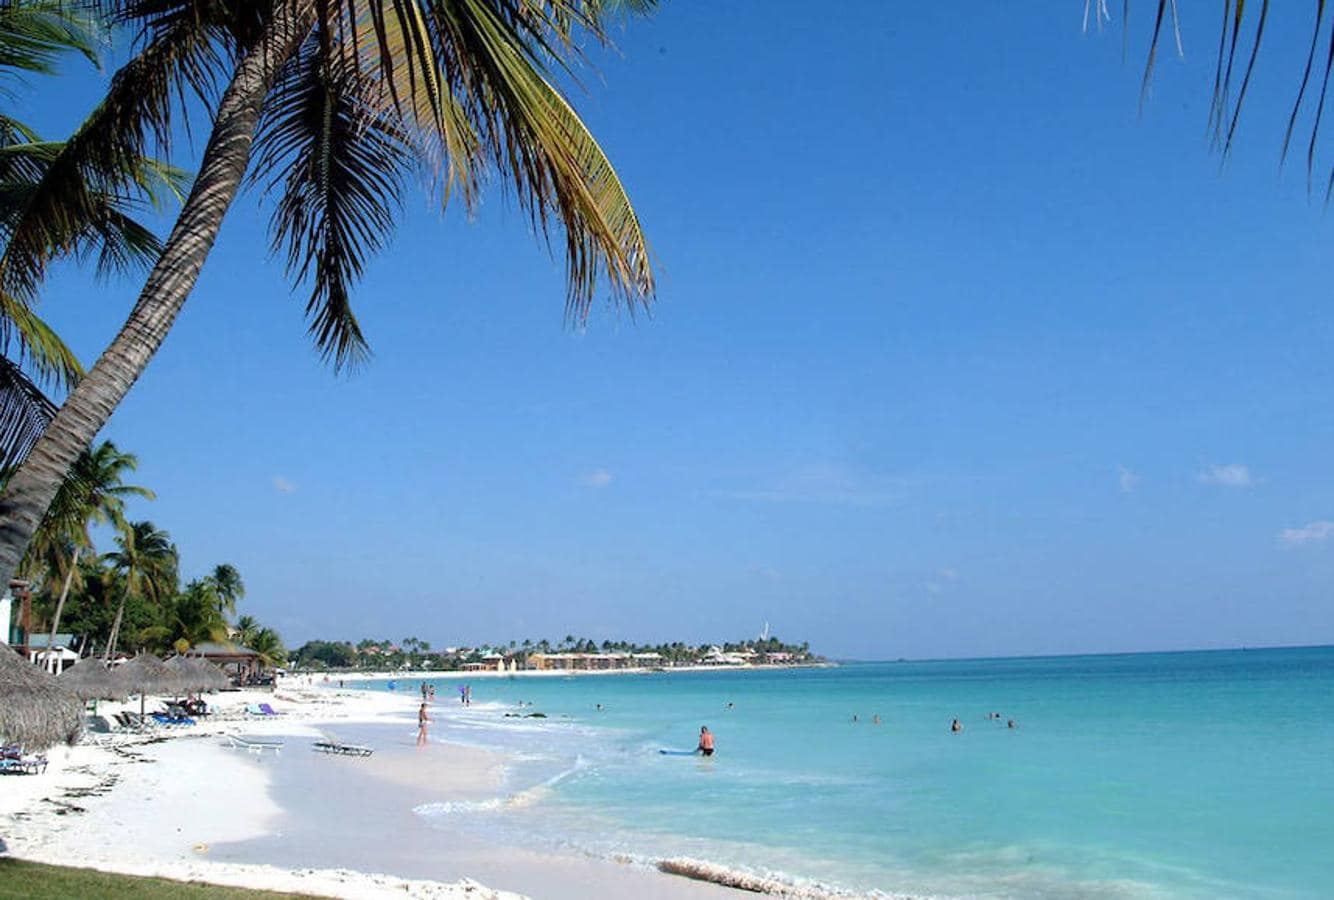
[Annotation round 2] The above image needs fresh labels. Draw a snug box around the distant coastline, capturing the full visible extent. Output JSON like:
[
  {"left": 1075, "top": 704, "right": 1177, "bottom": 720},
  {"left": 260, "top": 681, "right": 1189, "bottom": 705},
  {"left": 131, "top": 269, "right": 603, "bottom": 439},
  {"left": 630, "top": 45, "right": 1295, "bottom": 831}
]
[
  {"left": 325, "top": 660, "right": 836, "bottom": 682},
  {"left": 289, "top": 634, "right": 823, "bottom": 675}
]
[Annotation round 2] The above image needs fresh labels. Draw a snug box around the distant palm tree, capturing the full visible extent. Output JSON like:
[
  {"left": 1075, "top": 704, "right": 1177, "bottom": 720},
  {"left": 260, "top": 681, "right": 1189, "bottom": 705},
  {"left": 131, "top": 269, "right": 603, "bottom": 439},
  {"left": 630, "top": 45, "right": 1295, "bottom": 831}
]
[
  {"left": 204, "top": 563, "right": 245, "bottom": 618},
  {"left": 248, "top": 627, "right": 287, "bottom": 668},
  {"left": 103, "top": 521, "right": 177, "bottom": 659},
  {"left": 233, "top": 614, "right": 260, "bottom": 647},
  {"left": 21, "top": 441, "right": 153, "bottom": 669},
  {"left": 143, "top": 578, "right": 228, "bottom": 653},
  {"left": 0, "top": 0, "right": 656, "bottom": 587}
]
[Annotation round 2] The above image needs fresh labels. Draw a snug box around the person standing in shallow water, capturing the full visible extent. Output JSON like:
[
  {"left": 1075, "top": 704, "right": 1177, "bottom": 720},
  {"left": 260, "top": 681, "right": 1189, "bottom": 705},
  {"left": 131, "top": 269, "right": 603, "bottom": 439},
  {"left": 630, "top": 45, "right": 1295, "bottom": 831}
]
[
  {"left": 697, "top": 726, "right": 715, "bottom": 756},
  {"left": 950, "top": 719, "right": 963, "bottom": 733},
  {"left": 417, "top": 702, "right": 431, "bottom": 747}
]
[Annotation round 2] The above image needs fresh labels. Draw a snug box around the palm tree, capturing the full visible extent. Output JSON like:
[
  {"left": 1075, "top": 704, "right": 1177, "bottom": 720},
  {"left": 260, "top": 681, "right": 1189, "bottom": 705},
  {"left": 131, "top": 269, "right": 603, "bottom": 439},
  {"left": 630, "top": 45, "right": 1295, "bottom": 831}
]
[
  {"left": 0, "top": 0, "right": 656, "bottom": 587},
  {"left": 102, "top": 520, "right": 177, "bottom": 659},
  {"left": 204, "top": 562, "right": 245, "bottom": 618},
  {"left": 141, "top": 578, "right": 229, "bottom": 654},
  {"left": 233, "top": 613, "right": 260, "bottom": 646},
  {"left": 248, "top": 627, "right": 288, "bottom": 669},
  {"left": 24, "top": 441, "right": 153, "bottom": 669}
]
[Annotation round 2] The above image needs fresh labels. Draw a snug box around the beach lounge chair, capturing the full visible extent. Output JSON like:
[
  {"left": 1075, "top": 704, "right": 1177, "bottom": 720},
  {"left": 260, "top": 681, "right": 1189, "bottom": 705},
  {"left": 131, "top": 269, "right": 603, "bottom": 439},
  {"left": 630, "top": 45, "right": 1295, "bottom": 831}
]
[
  {"left": 222, "top": 734, "right": 284, "bottom": 754},
  {"left": 150, "top": 712, "right": 196, "bottom": 726},
  {"left": 311, "top": 741, "right": 373, "bottom": 757},
  {"left": 258, "top": 702, "right": 282, "bottom": 716},
  {"left": 244, "top": 703, "right": 275, "bottom": 716},
  {"left": 0, "top": 746, "right": 48, "bottom": 775}
]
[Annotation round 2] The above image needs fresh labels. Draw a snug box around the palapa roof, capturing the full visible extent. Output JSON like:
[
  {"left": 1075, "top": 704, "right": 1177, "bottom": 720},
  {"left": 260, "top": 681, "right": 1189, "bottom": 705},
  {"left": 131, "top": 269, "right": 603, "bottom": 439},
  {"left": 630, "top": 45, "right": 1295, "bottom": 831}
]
[
  {"left": 114, "top": 653, "right": 184, "bottom": 696},
  {"left": 0, "top": 644, "right": 83, "bottom": 751},
  {"left": 165, "top": 654, "right": 229, "bottom": 691},
  {"left": 192, "top": 641, "right": 260, "bottom": 659},
  {"left": 58, "top": 657, "right": 130, "bottom": 702}
]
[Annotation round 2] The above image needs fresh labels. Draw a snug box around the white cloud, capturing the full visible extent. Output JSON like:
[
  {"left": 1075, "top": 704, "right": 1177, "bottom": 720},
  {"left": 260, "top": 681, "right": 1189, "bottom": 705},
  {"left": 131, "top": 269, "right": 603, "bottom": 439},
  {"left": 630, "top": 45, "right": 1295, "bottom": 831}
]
[
  {"left": 1198, "top": 464, "right": 1254, "bottom": 488},
  {"left": 579, "top": 469, "right": 613, "bottom": 488},
  {"left": 720, "top": 463, "right": 903, "bottom": 507},
  {"left": 272, "top": 475, "right": 296, "bottom": 494},
  {"left": 1118, "top": 466, "right": 1141, "bottom": 493},
  {"left": 1279, "top": 520, "right": 1334, "bottom": 545},
  {"left": 925, "top": 568, "right": 958, "bottom": 595}
]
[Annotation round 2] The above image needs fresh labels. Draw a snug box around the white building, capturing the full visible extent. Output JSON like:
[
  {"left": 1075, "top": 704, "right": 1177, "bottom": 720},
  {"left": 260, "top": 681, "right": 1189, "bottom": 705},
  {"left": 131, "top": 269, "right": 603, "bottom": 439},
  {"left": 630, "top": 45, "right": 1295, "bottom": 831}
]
[{"left": 0, "top": 587, "right": 11, "bottom": 645}]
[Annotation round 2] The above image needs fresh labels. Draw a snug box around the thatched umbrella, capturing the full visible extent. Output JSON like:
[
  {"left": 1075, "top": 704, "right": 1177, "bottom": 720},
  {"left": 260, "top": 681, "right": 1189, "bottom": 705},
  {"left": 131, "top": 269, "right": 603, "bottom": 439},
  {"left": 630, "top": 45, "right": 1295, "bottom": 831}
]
[
  {"left": 115, "top": 653, "right": 184, "bottom": 720},
  {"left": 0, "top": 644, "right": 83, "bottom": 751},
  {"left": 58, "top": 657, "right": 130, "bottom": 702},
  {"left": 186, "top": 656, "right": 229, "bottom": 691},
  {"left": 165, "top": 655, "right": 228, "bottom": 693}
]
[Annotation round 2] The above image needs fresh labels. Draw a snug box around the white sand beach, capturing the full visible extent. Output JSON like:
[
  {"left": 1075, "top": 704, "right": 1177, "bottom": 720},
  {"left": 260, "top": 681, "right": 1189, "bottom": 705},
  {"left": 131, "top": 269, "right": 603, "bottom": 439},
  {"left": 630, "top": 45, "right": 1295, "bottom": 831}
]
[{"left": 0, "top": 679, "right": 743, "bottom": 899}]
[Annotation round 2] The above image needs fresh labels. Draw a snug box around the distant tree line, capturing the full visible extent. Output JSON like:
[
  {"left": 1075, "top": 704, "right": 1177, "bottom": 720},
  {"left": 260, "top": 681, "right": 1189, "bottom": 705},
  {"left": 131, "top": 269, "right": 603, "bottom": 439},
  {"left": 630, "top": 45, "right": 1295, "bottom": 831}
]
[{"left": 291, "top": 635, "right": 818, "bottom": 671}]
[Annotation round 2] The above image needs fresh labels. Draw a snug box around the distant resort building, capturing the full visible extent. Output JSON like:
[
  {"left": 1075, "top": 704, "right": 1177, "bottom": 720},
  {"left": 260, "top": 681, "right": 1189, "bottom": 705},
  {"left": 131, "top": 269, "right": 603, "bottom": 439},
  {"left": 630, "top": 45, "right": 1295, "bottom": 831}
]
[{"left": 524, "top": 651, "right": 668, "bottom": 671}]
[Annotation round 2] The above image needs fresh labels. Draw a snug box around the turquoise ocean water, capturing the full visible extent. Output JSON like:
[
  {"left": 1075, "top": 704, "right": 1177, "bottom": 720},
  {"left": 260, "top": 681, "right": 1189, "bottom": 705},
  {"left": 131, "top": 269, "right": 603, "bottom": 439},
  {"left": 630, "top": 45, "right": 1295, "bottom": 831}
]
[{"left": 362, "top": 647, "right": 1333, "bottom": 898}]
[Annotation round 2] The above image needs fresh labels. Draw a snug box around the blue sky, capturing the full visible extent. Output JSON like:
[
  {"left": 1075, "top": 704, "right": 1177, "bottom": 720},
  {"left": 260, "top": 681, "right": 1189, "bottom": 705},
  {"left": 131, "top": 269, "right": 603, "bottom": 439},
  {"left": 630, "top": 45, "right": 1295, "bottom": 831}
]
[{"left": 17, "top": 5, "right": 1334, "bottom": 659}]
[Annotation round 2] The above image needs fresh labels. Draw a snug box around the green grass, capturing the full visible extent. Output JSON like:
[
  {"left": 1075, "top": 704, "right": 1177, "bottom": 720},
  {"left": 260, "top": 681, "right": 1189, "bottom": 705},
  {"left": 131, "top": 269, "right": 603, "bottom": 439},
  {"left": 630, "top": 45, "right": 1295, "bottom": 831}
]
[{"left": 0, "top": 858, "right": 329, "bottom": 899}]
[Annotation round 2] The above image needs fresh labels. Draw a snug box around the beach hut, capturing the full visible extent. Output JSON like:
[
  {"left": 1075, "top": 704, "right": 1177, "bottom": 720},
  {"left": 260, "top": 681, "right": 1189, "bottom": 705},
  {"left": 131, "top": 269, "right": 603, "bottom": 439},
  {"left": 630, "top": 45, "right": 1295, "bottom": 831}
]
[
  {"left": 58, "top": 657, "right": 130, "bottom": 702},
  {"left": 0, "top": 644, "right": 83, "bottom": 751},
  {"left": 193, "top": 641, "right": 264, "bottom": 684},
  {"left": 115, "top": 653, "right": 184, "bottom": 720}
]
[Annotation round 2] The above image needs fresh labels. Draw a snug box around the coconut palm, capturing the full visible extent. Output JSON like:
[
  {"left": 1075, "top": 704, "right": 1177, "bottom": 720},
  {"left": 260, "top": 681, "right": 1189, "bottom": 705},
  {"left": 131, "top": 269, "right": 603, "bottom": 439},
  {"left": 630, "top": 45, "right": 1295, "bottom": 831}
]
[
  {"left": 204, "top": 562, "right": 244, "bottom": 617},
  {"left": 248, "top": 627, "right": 287, "bottom": 669},
  {"left": 23, "top": 440, "right": 153, "bottom": 670},
  {"left": 0, "top": 0, "right": 656, "bottom": 587},
  {"left": 232, "top": 613, "right": 260, "bottom": 646},
  {"left": 141, "top": 577, "right": 229, "bottom": 654},
  {"left": 102, "top": 520, "right": 177, "bottom": 659}
]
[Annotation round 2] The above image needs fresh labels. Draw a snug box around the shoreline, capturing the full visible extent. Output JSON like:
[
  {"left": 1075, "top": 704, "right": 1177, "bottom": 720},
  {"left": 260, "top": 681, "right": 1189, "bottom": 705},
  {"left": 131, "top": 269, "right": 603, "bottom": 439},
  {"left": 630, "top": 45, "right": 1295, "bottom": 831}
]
[{"left": 0, "top": 680, "right": 754, "bottom": 899}]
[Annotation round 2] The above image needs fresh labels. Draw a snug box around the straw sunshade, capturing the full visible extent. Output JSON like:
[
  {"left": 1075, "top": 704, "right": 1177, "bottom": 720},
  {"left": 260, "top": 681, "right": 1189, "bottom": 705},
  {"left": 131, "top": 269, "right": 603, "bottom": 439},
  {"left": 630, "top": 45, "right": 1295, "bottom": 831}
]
[
  {"left": 58, "top": 657, "right": 130, "bottom": 702},
  {"left": 115, "top": 653, "right": 183, "bottom": 696},
  {"left": 0, "top": 644, "right": 83, "bottom": 751},
  {"left": 165, "top": 655, "right": 229, "bottom": 692}
]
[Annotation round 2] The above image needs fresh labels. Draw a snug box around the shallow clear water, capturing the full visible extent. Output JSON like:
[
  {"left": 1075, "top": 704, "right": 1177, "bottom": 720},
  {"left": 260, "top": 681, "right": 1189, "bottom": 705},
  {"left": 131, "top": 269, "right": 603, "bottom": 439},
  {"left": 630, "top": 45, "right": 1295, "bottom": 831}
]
[{"left": 361, "top": 647, "right": 1334, "bottom": 898}]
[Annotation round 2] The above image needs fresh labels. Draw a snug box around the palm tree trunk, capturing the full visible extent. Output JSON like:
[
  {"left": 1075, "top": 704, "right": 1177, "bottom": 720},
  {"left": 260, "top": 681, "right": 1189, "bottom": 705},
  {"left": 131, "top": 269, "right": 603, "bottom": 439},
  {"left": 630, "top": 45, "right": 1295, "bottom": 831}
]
[
  {"left": 45, "top": 545, "right": 80, "bottom": 672},
  {"left": 0, "top": 0, "right": 316, "bottom": 591},
  {"left": 104, "top": 591, "right": 127, "bottom": 662}
]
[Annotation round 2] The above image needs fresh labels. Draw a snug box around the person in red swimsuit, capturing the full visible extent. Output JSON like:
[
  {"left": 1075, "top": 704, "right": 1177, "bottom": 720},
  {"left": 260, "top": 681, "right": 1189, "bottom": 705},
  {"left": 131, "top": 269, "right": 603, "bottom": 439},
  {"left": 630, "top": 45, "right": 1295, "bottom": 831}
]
[{"left": 697, "top": 726, "right": 715, "bottom": 756}]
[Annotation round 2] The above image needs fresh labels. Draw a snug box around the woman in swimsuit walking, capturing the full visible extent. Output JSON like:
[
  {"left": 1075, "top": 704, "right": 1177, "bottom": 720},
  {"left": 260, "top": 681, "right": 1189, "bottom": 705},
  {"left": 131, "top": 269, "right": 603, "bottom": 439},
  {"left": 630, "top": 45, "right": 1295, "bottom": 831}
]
[{"left": 417, "top": 703, "right": 431, "bottom": 747}]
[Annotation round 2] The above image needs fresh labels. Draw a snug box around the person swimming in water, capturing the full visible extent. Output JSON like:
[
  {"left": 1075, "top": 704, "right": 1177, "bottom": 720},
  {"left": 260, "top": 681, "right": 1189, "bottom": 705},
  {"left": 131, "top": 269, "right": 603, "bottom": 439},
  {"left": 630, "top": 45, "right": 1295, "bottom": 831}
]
[
  {"left": 1007, "top": 718, "right": 1017, "bottom": 729},
  {"left": 697, "top": 726, "right": 715, "bottom": 756},
  {"left": 950, "top": 718, "right": 963, "bottom": 733},
  {"left": 872, "top": 714, "right": 882, "bottom": 725}
]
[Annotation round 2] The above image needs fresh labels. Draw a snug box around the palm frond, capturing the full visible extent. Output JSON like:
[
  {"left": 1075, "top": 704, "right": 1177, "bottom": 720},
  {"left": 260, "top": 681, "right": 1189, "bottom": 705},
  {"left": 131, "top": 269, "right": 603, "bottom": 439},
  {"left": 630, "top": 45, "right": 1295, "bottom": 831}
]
[
  {"left": 254, "top": 26, "right": 416, "bottom": 369},
  {"left": 422, "top": 0, "right": 654, "bottom": 319},
  {"left": 1125, "top": 3, "right": 1334, "bottom": 192},
  {"left": 0, "top": 9, "right": 219, "bottom": 302},
  {"left": 0, "top": 289, "right": 82, "bottom": 389},
  {"left": 1281, "top": 1, "right": 1325, "bottom": 168},
  {"left": 0, "top": 0, "right": 99, "bottom": 76},
  {"left": 0, "top": 353, "right": 55, "bottom": 473}
]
